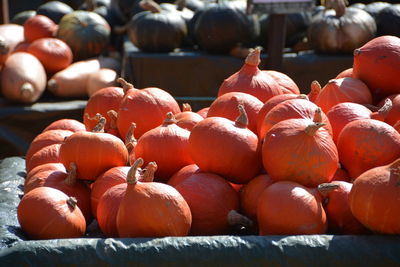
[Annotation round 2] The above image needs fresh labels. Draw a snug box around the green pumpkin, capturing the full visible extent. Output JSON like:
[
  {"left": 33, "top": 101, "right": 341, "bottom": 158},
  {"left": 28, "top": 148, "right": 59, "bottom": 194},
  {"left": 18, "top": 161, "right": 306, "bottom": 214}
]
[{"left": 56, "top": 10, "right": 111, "bottom": 61}]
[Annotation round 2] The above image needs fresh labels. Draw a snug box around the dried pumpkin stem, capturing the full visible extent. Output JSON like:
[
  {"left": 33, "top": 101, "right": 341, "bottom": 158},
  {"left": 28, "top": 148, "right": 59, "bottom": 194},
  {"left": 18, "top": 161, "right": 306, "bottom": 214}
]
[
  {"left": 85, "top": 0, "right": 97, "bottom": 11},
  {"left": 107, "top": 110, "right": 118, "bottom": 130},
  {"left": 305, "top": 122, "right": 326, "bottom": 136},
  {"left": 139, "top": 0, "right": 163, "bottom": 13},
  {"left": 313, "top": 107, "right": 323, "bottom": 123},
  {"left": 141, "top": 162, "right": 158, "bottom": 182},
  {"left": 127, "top": 158, "right": 144, "bottom": 184},
  {"left": 92, "top": 116, "right": 106, "bottom": 133},
  {"left": 324, "top": 0, "right": 347, "bottom": 17},
  {"left": 245, "top": 47, "right": 261, "bottom": 67},
  {"left": 117, "top": 77, "right": 135, "bottom": 94},
  {"left": 227, "top": 210, "right": 254, "bottom": 229},
  {"left": 182, "top": 103, "right": 192, "bottom": 112},
  {"left": 378, "top": 98, "right": 393, "bottom": 117},
  {"left": 309, "top": 80, "right": 321, "bottom": 100},
  {"left": 298, "top": 94, "right": 309, "bottom": 100},
  {"left": 67, "top": 197, "right": 78, "bottom": 209},
  {"left": 64, "top": 162, "right": 78, "bottom": 186},
  {"left": 317, "top": 183, "right": 340, "bottom": 198},
  {"left": 125, "top": 122, "right": 137, "bottom": 148},
  {"left": 163, "top": 112, "right": 178, "bottom": 125},
  {"left": 235, "top": 104, "right": 249, "bottom": 128}
]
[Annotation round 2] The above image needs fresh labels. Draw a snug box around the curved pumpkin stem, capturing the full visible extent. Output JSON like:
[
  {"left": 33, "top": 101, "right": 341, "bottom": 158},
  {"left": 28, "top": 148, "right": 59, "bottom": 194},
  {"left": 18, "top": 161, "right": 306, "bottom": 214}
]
[
  {"left": 308, "top": 80, "right": 321, "bottom": 102},
  {"left": 92, "top": 116, "right": 106, "bottom": 133},
  {"left": 127, "top": 158, "right": 144, "bottom": 184},
  {"left": 235, "top": 104, "right": 249, "bottom": 128},
  {"left": 139, "top": 0, "right": 163, "bottom": 13},
  {"left": 64, "top": 162, "right": 78, "bottom": 186},
  {"left": 117, "top": 77, "right": 135, "bottom": 94},
  {"left": 323, "top": 0, "right": 348, "bottom": 17},
  {"left": 313, "top": 107, "right": 323, "bottom": 123},
  {"left": 182, "top": 103, "right": 192, "bottom": 112},
  {"left": 371, "top": 98, "right": 393, "bottom": 121},
  {"left": 317, "top": 182, "right": 340, "bottom": 199},
  {"left": 163, "top": 112, "right": 178, "bottom": 125},
  {"left": 141, "top": 162, "right": 158, "bottom": 183},
  {"left": 305, "top": 122, "right": 326, "bottom": 136},
  {"left": 125, "top": 122, "right": 137, "bottom": 151},
  {"left": 298, "top": 94, "right": 309, "bottom": 101},
  {"left": 245, "top": 47, "right": 261, "bottom": 67},
  {"left": 107, "top": 110, "right": 118, "bottom": 131}
]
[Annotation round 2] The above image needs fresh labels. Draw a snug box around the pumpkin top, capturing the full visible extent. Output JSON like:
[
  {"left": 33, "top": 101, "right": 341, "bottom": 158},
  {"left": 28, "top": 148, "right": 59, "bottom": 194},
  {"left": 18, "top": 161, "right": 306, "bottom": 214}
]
[
  {"left": 235, "top": 104, "right": 249, "bottom": 128},
  {"left": 245, "top": 47, "right": 261, "bottom": 67}
]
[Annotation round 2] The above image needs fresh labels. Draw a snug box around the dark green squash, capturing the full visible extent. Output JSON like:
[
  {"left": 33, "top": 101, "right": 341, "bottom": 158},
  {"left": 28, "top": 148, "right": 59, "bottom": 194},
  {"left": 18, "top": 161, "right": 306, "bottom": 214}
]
[
  {"left": 363, "top": 1, "right": 391, "bottom": 19},
  {"left": 127, "top": 0, "right": 187, "bottom": 52},
  {"left": 376, "top": 4, "right": 400, "bottom": 37},
  {"left": 56, "top": 10, "right": 111, "bottom": 61},
  {"left": 36, "top": 1, "right": 74, "bottom": 24},
  {"left": 193, "top": 2, "right": 256, "bottom": 54},
  {"left": 11, "top": 10, "right": 37, "bottom": 25}
]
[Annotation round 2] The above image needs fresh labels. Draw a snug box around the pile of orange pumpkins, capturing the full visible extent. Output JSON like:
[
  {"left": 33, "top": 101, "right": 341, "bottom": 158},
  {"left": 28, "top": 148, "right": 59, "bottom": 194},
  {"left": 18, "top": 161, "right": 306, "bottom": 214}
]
[{"left": 17, "top": 34, "right": 400, "bottom": 240}]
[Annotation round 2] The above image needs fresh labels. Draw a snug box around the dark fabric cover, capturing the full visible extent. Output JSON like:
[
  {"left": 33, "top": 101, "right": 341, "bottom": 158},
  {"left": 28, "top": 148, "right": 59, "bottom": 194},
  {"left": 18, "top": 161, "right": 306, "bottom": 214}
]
[{"left": 1, "top": 156, "right": 400, "bottom": 266}]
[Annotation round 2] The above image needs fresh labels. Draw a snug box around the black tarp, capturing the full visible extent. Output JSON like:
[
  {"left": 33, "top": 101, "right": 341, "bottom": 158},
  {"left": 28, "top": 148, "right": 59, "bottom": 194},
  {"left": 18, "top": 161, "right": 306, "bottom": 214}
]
[{"left": 1, "top": 156, "right": 400, "bottom": 266}]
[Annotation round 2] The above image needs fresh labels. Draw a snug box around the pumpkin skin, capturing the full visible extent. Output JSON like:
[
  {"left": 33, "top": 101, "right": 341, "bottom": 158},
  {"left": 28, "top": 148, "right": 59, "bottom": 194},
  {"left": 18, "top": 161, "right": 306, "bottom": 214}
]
[
  {"left": 189, "top": 106, "right": 262, "bottom": 184},
  {"left": 116, "top": 82, "right": 181, "bottom": 139},
  {"left": 207, "top": 92, "right": 264, "bottom": 134},
  {"left": 1, "top": 52, "right": 47, "bottom": 104},
  {"left": 59, "top": 121, "right": 128, "bottom": 181},
  {"left": 239, "top": 174, "right": 274, "bottom": 221},
  {"left": 43, "top": 118, "right": 86, "bottom": 133},
  {"left": 167, "top": 163, "right": 200, "bottom": 187},
  {"left": 337, "top": 119, "right": 400, "bottom": 179},
  {"left": 56, "top": 10, "right": 111, "bottom": 61},
  {"left": 349, "top": 158, "right": 400, "bottom": 234},
  {"left": 25, "top": 143, "right": 61, "bottom": 173},
  {"left": 258, "top": 98, "right": 332, "bottom": 141},
  {"left": 174, "top": 171, "right": 239, "bottom": 235},
  {"left": 308, "top": 6, "right": 376, "bottom": 54},
  {"left": 26, "top": 162, "right": 66, "bottom": 184},
  {"left": 36, "top": 0, "right": 74, "bottom": 24},
  {"left": 17, "top": 187, "right": 86, "bottom": 240},
  {"left": 134, "top": 113, "right": 194, "bottom": 182},
  {"left": 86, "top": 68, "right": 118, "bottom": 96},
  {"left": 27, "top": 37, "right": 73, "bottom": 74},
  {"left": 257, "top": 181, "right": 327, "bottom": 235},
  {"left": 127, "top": 0, "right": 187, "bottom": 52},
  {"left": 23, "top": 15, "right": 58, "bottom": 43},
  {"left": 11, "top": 10, "right": 37, "bottom": 25},
  {"left": 116, "top": 159, "right": 192, "bottom": 238},
  {"left": 314, "top": 77, "right": 373, "bottom": 113},
  {"left": 318, "top": 181, "right": 369, "bottom": 234},
  {"left": 336, "top": 68, "right": 353, "bottom": 79},
  {"left": 262, "top": 118, "right": 339, "bottom": 187},
  {"left": 174, "top": 103, "right": 204, "bottom": 131},
  {"left": 264, "top": 70, "right": 301, "bottom": 95},
  {"left": 353, "top": 35, "right": 400, "bottom": 101}
]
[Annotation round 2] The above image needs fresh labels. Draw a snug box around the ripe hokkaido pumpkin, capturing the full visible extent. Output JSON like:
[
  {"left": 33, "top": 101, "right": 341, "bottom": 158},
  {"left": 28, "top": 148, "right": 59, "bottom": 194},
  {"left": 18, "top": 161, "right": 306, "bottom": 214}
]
[
  {"left": 17, "top": 187, "right": 86, "bottom": 239},
  {"left": 25, "top": 143, "right": 61, "bottom": 173},
  {"left": 116, "top": 78, "right": 181, "bottom": 139},
  {"left": 167, "top": 164, "right": 200, "bottom": 187},
  {"left": 189, "top": 105, "right": 262, "bottom": 184},
  {"left": 349, "top": 158, "right": 400, "bottom": 234},
  {"left": 218, "top": 47, "right": 283, "bottom": 103},
  {"left": 23, "top": 15, "right": 57, "bottom": 43},
  {"left": 116, "top": 158, "right": 192, "bottom": 237},
  {"left": 353, "top": 35, "right": 400, "bottom": 101},
  {"left": 59, "top": 117, "right": 128, "bottom": 181},
  {"left": 134, "top": 112, "right": 194, "bottom": 182},
  {"left": 174, "top": 171, "right": 240, "bottom": 235},
  {"left": 174, "top": 103, "right": 204, "bottom": 131},
  {"left": 257, "top": 181, "right": 327, "bottom": 235},
  {"left": 337, "top": 119, "right": 400, "bottom": 179},
  {"left": 262, "top": 118, "right": 339, "bottom": 187},
  {"left": 317, "top": 181, "right": 369, "bottom": 234},
  {"left": 42, "top": 118, "right": 86, "bottom": 133}
]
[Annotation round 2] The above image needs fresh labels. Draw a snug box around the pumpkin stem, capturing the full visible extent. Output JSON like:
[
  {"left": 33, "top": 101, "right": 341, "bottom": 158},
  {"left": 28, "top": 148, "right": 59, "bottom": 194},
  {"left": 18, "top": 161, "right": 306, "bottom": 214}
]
[
  {"left": 64, "top": 162, "right": 78, "bottom": 186},
  {"left": 227, "top": 210, "right": 255, "bottom": 232},
  {"left": 141, "top": 162, "right": 158, "bottom": 182},
  {"left": 117, "top": 77, "right": 135, "bottom": 94},
  {"left": 324, "top": 0, "right": 348, "bottom": 17},
  {"left": 308, "top": 81, "right": 321, "bottom": 102},
  {"left": 85, "top": 113, "right": 102, "bottom": 125},
  {"left": 113, "top": 23, "right": 129, "bottom": 35},
  {"left": 20, "top": 82, "right": 34, "bottom": 100},
  {"left": 317, "top": 182, "right": 340, "bottom": 198},
  {"left": 182, "top": 103, "right": 192, "bottom": 112},
  {"left": 305, "top": 122, "right": 326, "bottom": 136},
  {"left": 125, "top": 122, "right": 137, "bottom": 151},
  {"left": 139, "top": 0, "right": 163, "bottom": 13},
  {"left": 371, "top": 98, "right": 393, "bottom": 121},
  {"left": 85, "top": 0, "right": 97, "bottom": 11},
  {"left": 175, "top": 0, "right": 187, "bottom": 11},
  {"left": 298, "top": 94, "right": 309, "bottom": 101},
  {"left": 163, "top": 112, "right": 178, "bottom": 125},
  {"left": 92, "top": 116, "right": 106, "bottom": 133},
  {"left": 235, "top": 104, "right": 249, "bottom": 128},
  {"left": 313, "top": 107, "right": 323, "bottom": 123},
  {"left": 127, "top": 158, "right": 144, "bottom": 184},
  {"left": 245, "top": 47, "right": 261, "bottom": 67},
  {"left": 107, "top": 110, "right": 118, "bottom": 131},
  {"left": 67, "top": 196, "right": 78, "bottom": 210}
]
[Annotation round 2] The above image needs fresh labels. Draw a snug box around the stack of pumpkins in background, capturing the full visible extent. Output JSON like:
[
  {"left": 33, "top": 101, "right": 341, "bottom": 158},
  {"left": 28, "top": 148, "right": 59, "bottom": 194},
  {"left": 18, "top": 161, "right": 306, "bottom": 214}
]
[{"left": 17, "top": 33, "right": 400, "bottom": 239}]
